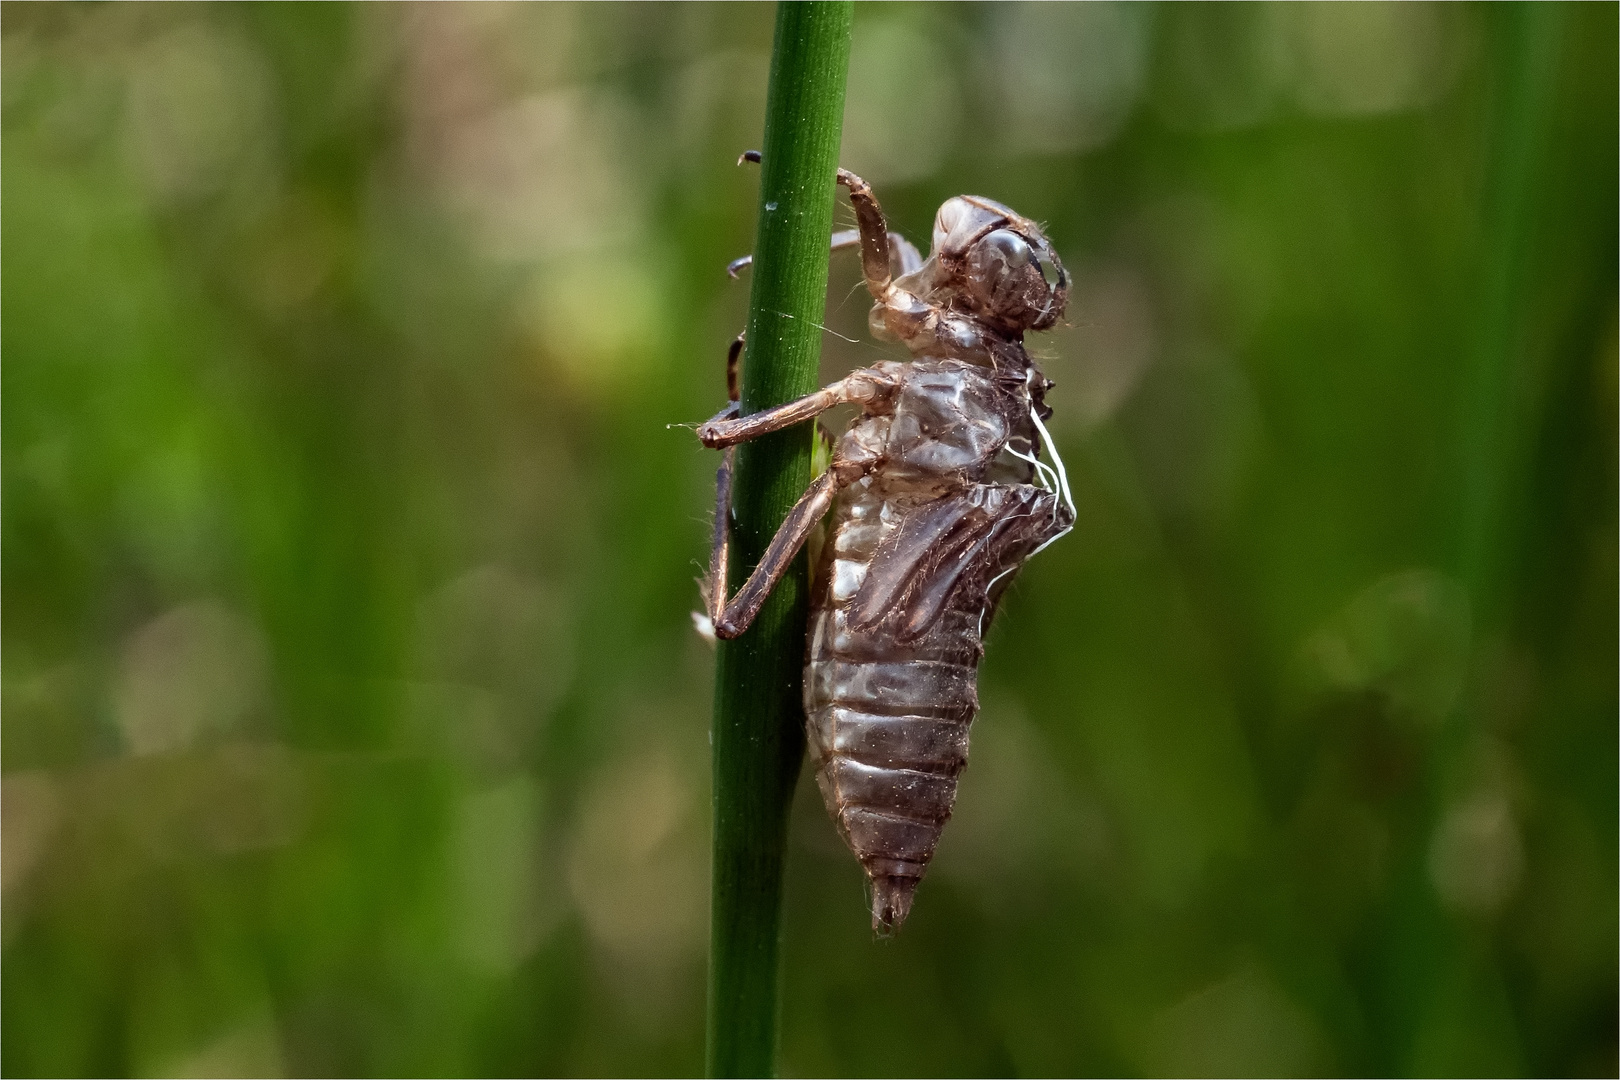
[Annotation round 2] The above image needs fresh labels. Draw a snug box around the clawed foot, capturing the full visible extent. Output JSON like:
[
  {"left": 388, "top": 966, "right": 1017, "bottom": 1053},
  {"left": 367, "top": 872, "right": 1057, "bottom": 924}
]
[{"left": 696, "top": 402, "right": 740, "bottom": 447}]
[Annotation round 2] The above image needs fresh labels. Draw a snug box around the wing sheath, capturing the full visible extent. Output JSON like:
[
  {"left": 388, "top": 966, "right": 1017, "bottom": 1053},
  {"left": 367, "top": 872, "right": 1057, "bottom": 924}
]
[{"left": 849, "top": 485, "right": 1062, "bottom": 643}]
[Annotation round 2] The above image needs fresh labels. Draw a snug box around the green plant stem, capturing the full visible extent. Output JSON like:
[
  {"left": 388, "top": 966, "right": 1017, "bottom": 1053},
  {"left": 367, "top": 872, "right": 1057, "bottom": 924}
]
[
  {"left": 1454, "top": 2, "right": 1565, "bottom": 612},
  {"left": 706, "top": 3, "right": 852, "bottom": 1077}
]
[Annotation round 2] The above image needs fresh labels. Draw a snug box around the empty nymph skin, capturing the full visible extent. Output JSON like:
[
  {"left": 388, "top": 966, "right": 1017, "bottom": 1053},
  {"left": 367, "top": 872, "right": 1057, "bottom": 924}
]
[{"left": 697, "top": 163, "right": 1073, "bottom": 933}]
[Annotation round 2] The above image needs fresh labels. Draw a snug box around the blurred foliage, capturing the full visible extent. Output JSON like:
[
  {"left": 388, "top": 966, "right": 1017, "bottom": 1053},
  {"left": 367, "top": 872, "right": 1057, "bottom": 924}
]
[{"left": 2, "top": 2, "right": 1614, "bottom": 1077}]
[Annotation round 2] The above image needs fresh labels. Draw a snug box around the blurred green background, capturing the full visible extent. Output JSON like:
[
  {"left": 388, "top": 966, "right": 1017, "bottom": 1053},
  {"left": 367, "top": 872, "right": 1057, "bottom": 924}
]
[{"left": 3, "top": 3, "right": 1614, "bottom": 1076}]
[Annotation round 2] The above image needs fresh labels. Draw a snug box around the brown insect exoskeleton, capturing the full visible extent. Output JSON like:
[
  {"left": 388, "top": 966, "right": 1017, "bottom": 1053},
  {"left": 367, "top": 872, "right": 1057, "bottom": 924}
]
[{"left": 695, "top": 153, "right": 1074, "bottom": 934}]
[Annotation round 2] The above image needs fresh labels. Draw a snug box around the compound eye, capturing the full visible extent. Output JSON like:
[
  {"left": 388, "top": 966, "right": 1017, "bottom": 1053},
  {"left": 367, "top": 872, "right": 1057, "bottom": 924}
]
[
  {"left": 978, "top": 229, "right": 1031, "bottom": 272},
  {"left": 966, "top": 228, "right": 1057, "bottom": 329}
]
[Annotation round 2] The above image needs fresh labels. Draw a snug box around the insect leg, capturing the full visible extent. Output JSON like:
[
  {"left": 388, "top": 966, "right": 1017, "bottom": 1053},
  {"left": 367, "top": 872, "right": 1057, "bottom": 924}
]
[
  {"left": 727, "top": 230, "right": 862, "bottom": 280},
  {"left": 835, "top": 167, "right": 894, "bottom": 299},
  {"left": 708, "top": 465, "right": 856, "bottom": 639},
  {"left": 734, "top": 153, "right": 915, "bottom": 281},
  {"left": 706, "top": 445, "right": 736, "bottom": 630},
  {"left": 691, "top": 334, "right": 748, "bottom": 441},
  {"left": 697, "top": 367, "right": 897, "bottom": 449},
  {"left": 725, "top": 333, "right": 743, "bottom": 402}
]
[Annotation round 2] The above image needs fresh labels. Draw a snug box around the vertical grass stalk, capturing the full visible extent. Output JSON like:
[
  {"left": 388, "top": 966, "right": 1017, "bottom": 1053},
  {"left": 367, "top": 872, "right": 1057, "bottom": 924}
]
[
  {"left": 1454, "top": 2, "right": 1565, "bottom": 610},
  {"left": 706, "top": 4, "right": 852, "bottom": 1077}
]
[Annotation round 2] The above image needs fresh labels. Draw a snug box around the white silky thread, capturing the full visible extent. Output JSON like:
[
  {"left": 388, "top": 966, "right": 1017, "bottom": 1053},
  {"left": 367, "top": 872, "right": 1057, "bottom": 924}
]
[
  {"left": 975, "top": 403, "right": 1077, "bottom": 639},
  {"left": 1028, "top": 403, "right": 1076, "bottom": 524},
  {"left": 979, "top": 559, "right": 1021, "bottom": 638},
  {"left": 1006, "top": 445, "right": 1061, "bottom": 494}
]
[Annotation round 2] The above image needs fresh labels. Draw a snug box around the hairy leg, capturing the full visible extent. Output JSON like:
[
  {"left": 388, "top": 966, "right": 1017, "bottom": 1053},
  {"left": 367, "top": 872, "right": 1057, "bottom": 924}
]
[
  {"left": 725, "top": 333, "right": 743, "bottom": 402},
  {"left": 834, "top": 166, "right": 895, "bottom": 300},
  {"left": 734, "top": 151, "right": 918, "bottom": 282},
  {"left": 697, "top": 366, "right": 897, "bottom": 449},
  {"left": 728, "top": 230, "right": 860, "bottom": 280},
  {"left": 707, "top": 464, "right": 856, "bottom": 639}
]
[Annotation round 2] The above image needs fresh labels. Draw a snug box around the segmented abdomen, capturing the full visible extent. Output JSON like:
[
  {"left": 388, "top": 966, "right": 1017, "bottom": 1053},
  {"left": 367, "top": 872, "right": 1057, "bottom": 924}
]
[{"left": 803, "top": 482, "right": 988, "bottom": 934}]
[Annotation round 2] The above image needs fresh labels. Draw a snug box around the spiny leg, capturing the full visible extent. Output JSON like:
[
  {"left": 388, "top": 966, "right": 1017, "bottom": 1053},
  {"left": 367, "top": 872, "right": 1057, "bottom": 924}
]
[
  {"left": 702, "top": 384, "right": 842, "bottom": 641},
  {"left": 707, "top": 465, "right": 855, "bottom": 639},
  {"left": 735, "top": 151, "right": 914, "bottom": 285},
  {"left": 728, "top": 228, "right": 921, "bottom": 280},
  {"left": 740, "top": 151, "right": 887, "bottom": 279},
  {"left": 830, "top": 163, "right": 964, "bottom": 355},
  {"left": 744, "top": 154, "right": 952, "bottom": 360},
  {"left": 728, "top": 230, "right": 860, "bottom": 280},
  {"left": 725, "top": 333, "right": 743, "bottom": 402},
  {"left": 834, "top": 166, "right": 894, "bottom": 300},
  {"left": 829, "top": 164, "right": 987, "bottom": 357},
  {"left": 698, "top": 367, "right": 897, "bottom": 449},
  {"left": 696, "top": 335, "right": 746, "bottom": 439},
  {"left": 702, "top": 159, "right": 896, "bottom": 635},
  {"left": 695, "top": 333, "right": 746, "bottom": 637},
  {"left": 702, "top": 330, "right": 873, "bottom": 638},
  {"left": 705, "top": 445, "right": 736, "bottom": 625},
  {"left": 697, "top": 367, "right": 892, "bottom": 631}
]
